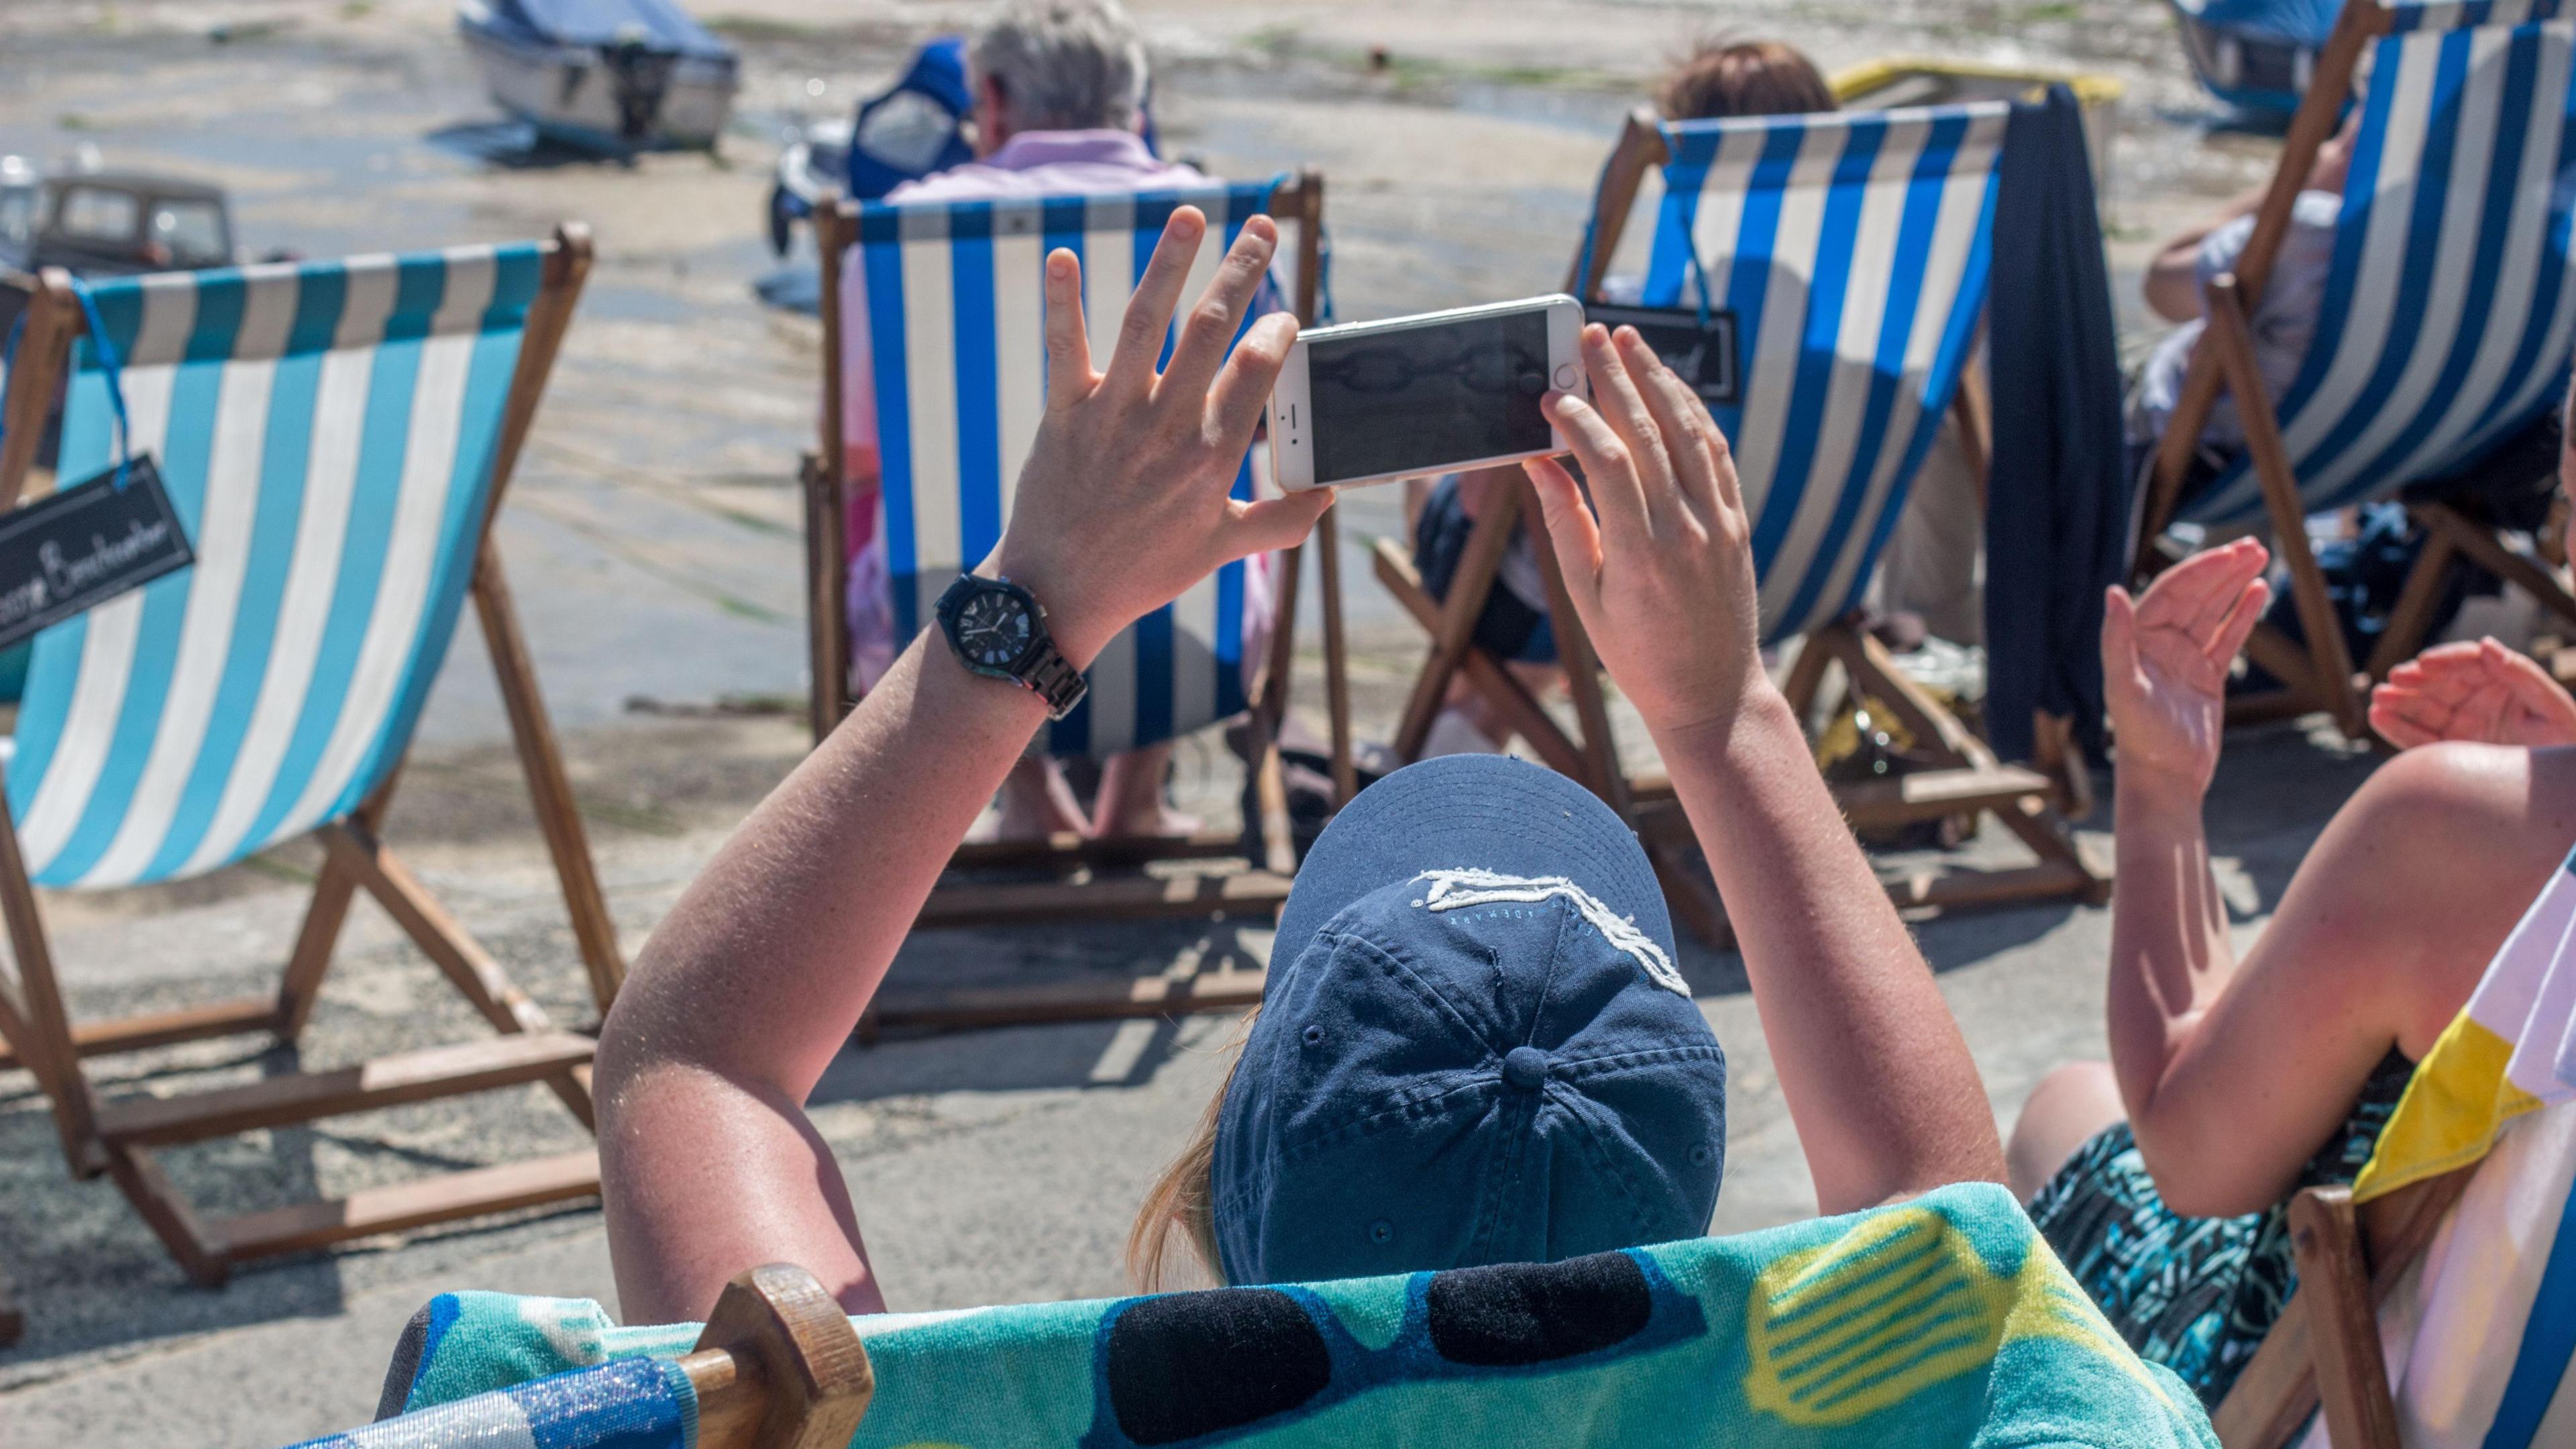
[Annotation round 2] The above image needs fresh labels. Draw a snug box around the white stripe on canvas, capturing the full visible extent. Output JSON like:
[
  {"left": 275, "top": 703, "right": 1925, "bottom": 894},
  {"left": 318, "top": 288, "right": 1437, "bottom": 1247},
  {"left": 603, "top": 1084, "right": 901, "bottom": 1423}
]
[
  {"left": 17, "top": 276, "right": 195, "bottom": 873},
  {"left": 1803, "top": 123, "right": 1999, "bottom": 636},
  {"left": 1082, "top": 195, "right": 1136, "bottom": 382},
  {"left": 1087, "top": 624, "right": 1137, "bottom": 755},
  {"left": 1729, "top": 123, "right": 1845, "bottom": 529},
  {"left": 991, "top": 219, "right": 1046, "bottom": 531},
  {"left": 897, "top": 225, "right": 961, "bottom": 627},
  {"left": 84, "top": 266, "right": 302, "bottom": 886},
  {"left": 1683, "top": 125, "right": 1764, "bottom": 314},
  {"left": 1756, "top": 115, "right": 1932, "bottom": 627},
  {"left": 274, "top": 252, "right": 496, "bottom": 840},
  {"left": 1171, "top": 568, "right": 1222, "bottom": 739},
  {"left": 181, "top": 258, "right": 399, "bottom": 873}
]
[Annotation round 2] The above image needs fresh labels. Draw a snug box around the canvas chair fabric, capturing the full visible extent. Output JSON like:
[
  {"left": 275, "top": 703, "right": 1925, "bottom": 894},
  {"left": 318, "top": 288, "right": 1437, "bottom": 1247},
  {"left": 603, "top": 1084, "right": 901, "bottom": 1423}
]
[
  {"left": 2176, "top": 0, "right": 2576, "bottom": 527},
  {"left": 380, "top": 1183, "right": 2219, "bottom": 1448},
  {"left": 1629, "top": 102, "right": 2008, "bottom": 644},
  {"left": 9, "top": 246, "right": 544, "bottom": 889},
  {"left": 857, "top": 179, "right": 1281, "bottom": 759}
]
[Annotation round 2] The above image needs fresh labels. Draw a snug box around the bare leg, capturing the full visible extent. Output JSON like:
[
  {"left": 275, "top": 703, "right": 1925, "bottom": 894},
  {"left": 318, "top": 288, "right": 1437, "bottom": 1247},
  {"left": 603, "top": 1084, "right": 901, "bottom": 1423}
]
[
  {"left": 982, "top": 757, "right": 1089, "bottom": 841},
  {"left": 1094, "top": 743, "right": 1201, "bottom": 838},
  {"left": 2006, "top": 1060, "right": 2126, "bottom": 1202}
]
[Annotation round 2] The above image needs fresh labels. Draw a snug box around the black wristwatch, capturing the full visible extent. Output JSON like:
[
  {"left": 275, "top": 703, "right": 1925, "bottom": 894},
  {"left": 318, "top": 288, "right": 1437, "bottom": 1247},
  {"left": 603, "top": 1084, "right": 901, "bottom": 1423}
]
[{"left": 935, "top": 573, "right": 1088, "bottom": 720}]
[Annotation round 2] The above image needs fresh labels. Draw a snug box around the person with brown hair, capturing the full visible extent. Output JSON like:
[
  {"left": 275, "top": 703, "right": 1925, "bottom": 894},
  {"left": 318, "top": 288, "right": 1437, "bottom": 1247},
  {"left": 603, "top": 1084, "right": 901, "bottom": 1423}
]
[{"left": 1411, "top": 38, "right": 1845, "bottom": 759}]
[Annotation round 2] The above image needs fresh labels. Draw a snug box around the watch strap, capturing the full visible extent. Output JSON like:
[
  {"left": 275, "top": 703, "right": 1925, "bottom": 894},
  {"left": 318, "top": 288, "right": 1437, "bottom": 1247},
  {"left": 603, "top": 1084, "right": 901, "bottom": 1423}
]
[{"left": 1022, "top": 638, "right": 1087, "bottom": 720}]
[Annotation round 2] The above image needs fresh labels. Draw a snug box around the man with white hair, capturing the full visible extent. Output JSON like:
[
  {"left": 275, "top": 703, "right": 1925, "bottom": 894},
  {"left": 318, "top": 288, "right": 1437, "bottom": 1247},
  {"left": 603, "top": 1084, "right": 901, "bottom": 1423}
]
[{"left": 839, "top": 0, "right": 1273, "bottom": 841}]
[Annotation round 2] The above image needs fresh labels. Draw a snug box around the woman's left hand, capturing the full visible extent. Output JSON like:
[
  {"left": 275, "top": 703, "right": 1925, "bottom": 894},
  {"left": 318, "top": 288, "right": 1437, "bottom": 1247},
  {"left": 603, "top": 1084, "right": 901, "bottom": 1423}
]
[{"left": 2370, "top": 637, "right": 2576, "bottom": 749}]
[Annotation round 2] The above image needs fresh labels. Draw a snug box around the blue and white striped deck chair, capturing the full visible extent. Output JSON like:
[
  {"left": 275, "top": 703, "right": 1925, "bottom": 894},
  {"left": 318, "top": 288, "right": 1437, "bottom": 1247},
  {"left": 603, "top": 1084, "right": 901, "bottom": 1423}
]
[
  {"left": 1384, "top": 103, "right": 2100, "bottom": 935},
  {"left": 2142, "top": 0, "right": 2576, "bottom": 731},
  {"left": 0, "top": 228, "right": 623, "bottom": 1288},
  {"left": 808, "top": 171, "right": 1354, "bottom": 997}
]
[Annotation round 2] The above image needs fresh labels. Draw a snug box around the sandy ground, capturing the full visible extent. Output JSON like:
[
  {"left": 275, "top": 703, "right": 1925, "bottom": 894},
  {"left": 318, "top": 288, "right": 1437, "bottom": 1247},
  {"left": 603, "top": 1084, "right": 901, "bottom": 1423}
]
[{"left": 0, "top": 1, "right": 2384, "bottom": 1442}]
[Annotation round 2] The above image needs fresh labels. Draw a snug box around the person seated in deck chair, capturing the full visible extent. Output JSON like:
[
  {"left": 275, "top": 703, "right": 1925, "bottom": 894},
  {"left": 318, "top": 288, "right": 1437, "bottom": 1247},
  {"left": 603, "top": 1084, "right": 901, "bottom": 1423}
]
[
  {"left": 839, "top": 0, "right": 1277, "bottom": 841},
  {"left": 2123, "top": 111, "right": 2400, "bottom": 505},
  {"left": 1412, "top": 40, "right": 1981, "bottom": 757},
  {"left": 596, "top": 202, "right": 2006, "bottom": 1321},
  {"left": 2006, "top": 373, "right": 2576, "bottom": 1409}
]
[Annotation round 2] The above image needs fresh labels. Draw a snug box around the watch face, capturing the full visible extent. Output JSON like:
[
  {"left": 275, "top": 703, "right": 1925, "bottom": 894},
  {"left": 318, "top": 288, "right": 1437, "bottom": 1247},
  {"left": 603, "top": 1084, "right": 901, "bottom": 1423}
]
[{"left": 953, "top": 585, "right": 1035, "bottom": 672}]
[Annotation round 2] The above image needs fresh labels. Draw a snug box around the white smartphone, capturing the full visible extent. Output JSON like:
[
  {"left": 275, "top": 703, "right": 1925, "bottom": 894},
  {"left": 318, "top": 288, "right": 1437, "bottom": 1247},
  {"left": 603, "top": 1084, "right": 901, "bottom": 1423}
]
[{"left": 1269, "top": 294, "right": 1588, "bottom": 492}]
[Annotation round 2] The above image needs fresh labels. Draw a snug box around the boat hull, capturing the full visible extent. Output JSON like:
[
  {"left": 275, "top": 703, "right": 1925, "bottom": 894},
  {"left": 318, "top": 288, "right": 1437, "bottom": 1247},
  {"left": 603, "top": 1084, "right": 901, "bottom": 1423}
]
[{"left": 460, "top": 19, "right": 737, "bottom": 151}]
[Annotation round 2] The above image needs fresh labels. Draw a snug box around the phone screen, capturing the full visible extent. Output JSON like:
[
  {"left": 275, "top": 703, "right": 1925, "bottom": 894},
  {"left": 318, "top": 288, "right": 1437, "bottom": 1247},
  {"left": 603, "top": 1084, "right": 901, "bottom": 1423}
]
[{"left": 1306, "top": 308, "right": 1555, "bottom": 484}]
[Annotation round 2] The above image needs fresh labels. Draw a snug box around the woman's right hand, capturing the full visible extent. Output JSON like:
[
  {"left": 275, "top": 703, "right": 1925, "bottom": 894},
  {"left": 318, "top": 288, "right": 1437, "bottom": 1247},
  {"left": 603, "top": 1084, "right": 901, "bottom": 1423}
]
[
  {"left": 2370, "top": 638, "right": 2576, "bottom": 749},
  {"left": 2102, "top": 539, "right": 2271, "bottom": 800},
  {"left": 1523, "top": 324, "right": 1770, "bottom": 745}
]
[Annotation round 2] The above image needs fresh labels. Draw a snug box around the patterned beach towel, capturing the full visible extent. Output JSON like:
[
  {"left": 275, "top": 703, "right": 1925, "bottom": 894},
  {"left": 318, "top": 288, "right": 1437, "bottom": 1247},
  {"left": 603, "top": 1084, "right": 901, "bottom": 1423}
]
[{"left": 380, "top": 1182, "right": 2214, "bottom": 1448}]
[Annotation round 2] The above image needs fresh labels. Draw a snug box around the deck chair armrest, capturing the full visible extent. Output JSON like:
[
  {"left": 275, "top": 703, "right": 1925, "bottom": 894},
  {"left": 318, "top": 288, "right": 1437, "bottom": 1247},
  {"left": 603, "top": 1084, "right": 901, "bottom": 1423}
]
[
  {"left": 684, "top": 1264, "right": 875, "bottom": 1449},
  {"left": 2287, "top": 1186, "right": 2401, "bottom": 1449}
]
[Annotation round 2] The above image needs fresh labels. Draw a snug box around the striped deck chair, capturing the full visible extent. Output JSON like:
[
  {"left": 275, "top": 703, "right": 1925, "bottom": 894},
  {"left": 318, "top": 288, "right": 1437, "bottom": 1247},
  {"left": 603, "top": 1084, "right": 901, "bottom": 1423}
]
[
  {"left": 2138, "top": 0, "right": 2576, "bottom": 738},
  {"left": 802, "top": 172, "right": 1353, "bottom": 1032},
  {"left": 1373, "top": 104, "right": 2104, "bottom": 946},
  {"left": 0, "top": 229, "right": 625, "bottom": 1287},
  {"left": 288, "top": 1266, "right": 873, "bottom": 1449},
  {"left": 2214, "top": 844, "right": 2576, "bottom": 1448}
]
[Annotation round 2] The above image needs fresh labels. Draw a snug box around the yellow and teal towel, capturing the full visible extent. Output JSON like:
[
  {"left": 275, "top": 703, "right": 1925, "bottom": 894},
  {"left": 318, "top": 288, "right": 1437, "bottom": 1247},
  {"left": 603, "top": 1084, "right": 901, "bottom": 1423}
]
[{"left": 384, "top": 1183, "right": 2213, "bottom": 1448}]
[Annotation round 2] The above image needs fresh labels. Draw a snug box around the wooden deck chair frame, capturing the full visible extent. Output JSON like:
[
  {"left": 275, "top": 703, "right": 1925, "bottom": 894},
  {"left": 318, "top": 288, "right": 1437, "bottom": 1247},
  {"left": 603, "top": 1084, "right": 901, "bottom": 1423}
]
[
  {"left": 798, "top": 173, "right": 1354, "bottom": 1032},
  {"left": 0, "top": 227, "right": 625, "bottom": 1287},
  {"left": 1371, "top": 111, "right": 2105, "bottom": 947},
  {"left": 2210, "top": 1163, "right": 2479, "bottom": 1449},
  {"left": 2135, "top": 0, "right": 2576, "bottom": 739}
]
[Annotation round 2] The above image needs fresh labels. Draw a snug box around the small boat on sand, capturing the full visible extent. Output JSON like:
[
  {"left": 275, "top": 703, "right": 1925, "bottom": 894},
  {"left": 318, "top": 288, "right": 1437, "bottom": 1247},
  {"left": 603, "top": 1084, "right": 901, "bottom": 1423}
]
[{"left": 456, "top": 0, "right": 739, "bottom": 152}]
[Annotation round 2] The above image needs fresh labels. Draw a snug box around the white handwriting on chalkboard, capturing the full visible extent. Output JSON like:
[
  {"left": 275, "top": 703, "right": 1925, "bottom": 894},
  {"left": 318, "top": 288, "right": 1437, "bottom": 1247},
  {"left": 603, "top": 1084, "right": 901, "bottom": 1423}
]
[{"left": 0, "top": 519, "right": 174, "bottom": 626}]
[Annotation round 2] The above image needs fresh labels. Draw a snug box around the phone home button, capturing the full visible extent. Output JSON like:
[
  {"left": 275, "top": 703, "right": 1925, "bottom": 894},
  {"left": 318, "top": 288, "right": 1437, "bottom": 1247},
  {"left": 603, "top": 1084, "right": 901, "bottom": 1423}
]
[{"left": 1552, "top": 362, "right": 1578, "bottom": 390}]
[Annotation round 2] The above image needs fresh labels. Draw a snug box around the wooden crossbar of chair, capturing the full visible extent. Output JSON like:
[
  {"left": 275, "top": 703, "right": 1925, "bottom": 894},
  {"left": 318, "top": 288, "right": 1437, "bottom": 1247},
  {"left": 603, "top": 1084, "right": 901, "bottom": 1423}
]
[
  {"left": 1379, "top": 110, "right": 2105, "bottom": 947},
  {"left": 2210, "top": 1164, "right": 2478, "bottom": 1449},
  {"left": 0, "top": 227, "right": 625, "bottom": 1286},
  {"left": 2135, "top": 0, "right": 2576, "bottom": 736},
  {"left": 800, "top": 172, "right": 1351, "bottom": 1032}
]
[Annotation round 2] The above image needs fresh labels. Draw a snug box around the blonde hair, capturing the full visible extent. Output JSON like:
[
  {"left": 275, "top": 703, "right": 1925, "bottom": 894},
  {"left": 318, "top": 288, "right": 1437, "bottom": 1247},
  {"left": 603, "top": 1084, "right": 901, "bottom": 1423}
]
[{"left": 1125, "top": 1010, "right": 1254, "bottom": 1292}]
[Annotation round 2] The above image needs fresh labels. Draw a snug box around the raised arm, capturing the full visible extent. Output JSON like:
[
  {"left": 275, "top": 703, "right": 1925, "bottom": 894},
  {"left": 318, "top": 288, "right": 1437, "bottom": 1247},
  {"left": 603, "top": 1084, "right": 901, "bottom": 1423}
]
[
  {"left": 592, "top": 209, "right": 1330, "bottom": 1324},
  {"left": 2100, "top": 542, "right": 2575, "bottom": 1215},
  {"left": 1523, "top": 325, "right": 2004, "bottom": 1214}
]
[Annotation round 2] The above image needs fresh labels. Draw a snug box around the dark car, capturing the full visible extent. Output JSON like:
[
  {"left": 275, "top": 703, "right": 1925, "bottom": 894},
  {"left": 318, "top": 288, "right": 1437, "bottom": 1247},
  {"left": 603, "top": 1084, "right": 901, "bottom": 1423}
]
[{"left": 3, "top": 172, "right": 235, "bottom": 276}]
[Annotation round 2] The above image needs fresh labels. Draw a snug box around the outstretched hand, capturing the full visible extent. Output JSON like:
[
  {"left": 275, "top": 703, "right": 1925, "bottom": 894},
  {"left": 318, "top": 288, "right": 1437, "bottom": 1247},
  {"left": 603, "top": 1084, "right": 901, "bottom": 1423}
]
[
  {"left": 1523, "top": 324, "right": 1768, "bottom": 743},
  {"left": 991, "top": 208, "right": 1332, "bottom": 668},
  {"left": 2104, "top": 538, "right": 2271, "bottom": 800},
  {"left": 2370, "top": 637, "right": 2576, "bottom": 750}
]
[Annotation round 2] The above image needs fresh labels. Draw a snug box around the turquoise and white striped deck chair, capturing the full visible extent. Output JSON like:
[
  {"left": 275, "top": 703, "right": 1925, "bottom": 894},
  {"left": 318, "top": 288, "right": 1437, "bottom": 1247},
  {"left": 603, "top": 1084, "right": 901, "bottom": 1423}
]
[
  {"left": 805, "top": 172, "right": 1354, "bottom": 1029},
  {"left": 1377, "top": 103, "right": 2102, "bottom": 943},
  {"left": 0, "top": 227, "right": 625, "bottom": 1288},
  {"left": 2139, "top": 0, "right": 2576, "bottom": 737}
]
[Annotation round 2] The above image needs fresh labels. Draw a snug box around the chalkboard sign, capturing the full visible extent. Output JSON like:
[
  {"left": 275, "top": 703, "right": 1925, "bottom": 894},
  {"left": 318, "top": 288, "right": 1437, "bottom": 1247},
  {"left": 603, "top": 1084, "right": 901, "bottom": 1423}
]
[
  {"left": 0, "top": 456, "right": 194, "bottom": 651},
  {"left": 1585, "top": 304, "right": 1741, "bottom": 407}
]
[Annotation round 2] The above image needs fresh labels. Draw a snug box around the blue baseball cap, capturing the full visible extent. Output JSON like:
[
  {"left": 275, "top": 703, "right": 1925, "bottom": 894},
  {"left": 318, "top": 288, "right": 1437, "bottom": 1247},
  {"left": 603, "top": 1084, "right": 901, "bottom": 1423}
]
[{"left": 1212, "top": 754, "right": 1727, "bottom": 1286}]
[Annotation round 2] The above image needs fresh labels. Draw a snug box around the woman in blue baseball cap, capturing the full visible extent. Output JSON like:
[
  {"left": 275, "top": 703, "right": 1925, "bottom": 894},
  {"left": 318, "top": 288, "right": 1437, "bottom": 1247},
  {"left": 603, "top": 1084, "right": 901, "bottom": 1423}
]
[{"left": 594, "top": 205, "right": 2007, "bottom": 1322}]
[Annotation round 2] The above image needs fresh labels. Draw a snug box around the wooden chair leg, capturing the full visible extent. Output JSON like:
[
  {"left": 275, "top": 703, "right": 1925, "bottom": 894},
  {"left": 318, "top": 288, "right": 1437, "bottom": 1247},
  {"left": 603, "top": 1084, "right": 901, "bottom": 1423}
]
[
  {"left": 2414, "top": 500, "right": 2576, "bottom": 634},
  {"left": 2288, "top": 1187, "right": 2402, "bottom": 1449},
  {"left": 2364, "top": 525, "right": 2456, "bottom": 682},
  {"left": 801, "top": 451, "right": 851, "bottom": 746},
  {"left": 684, "top": 1265, "right": 875, "bottom": 1449},
  {"left": 0, "top": 783, "right": 102, "bottom": 1173},
  {"left": 1394, "top": 486, "right": 1523, "bottom": 762},
  {"left": 2207, "top": 274, "right": 2365, "bottom": 737},
  {"left": 1373, "top": 539, "right": 1590, "bottom": 777},
  {"left": 105, "top": 1144, "right": 229, "bottom": 1288},
  {"left": 474, "top": 547, "right": 625, "bottom": 1013},
  {"left": 325, "top": 822, "right": 594, "bottom": 1128}
]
